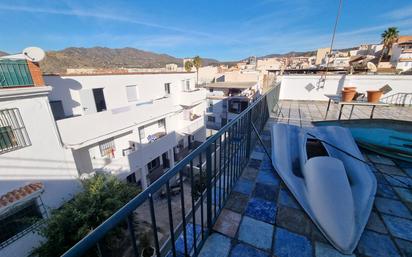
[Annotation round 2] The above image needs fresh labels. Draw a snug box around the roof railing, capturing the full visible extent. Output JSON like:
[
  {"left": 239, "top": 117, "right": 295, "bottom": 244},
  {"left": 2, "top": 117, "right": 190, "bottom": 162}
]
[{"left": 61, "top": 84, "right": 280, "bottom": 257}]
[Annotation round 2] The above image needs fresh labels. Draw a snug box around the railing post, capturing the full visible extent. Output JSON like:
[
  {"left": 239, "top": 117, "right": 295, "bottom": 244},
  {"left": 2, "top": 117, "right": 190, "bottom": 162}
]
[
  {"left": 206, "top": 144, "right": 213, "bottom": 231},
  {"left": 245, "top": 111, "right": 252, "bottom": 158},
  {"left": 127, "top": 215, "right": 139, "bottom": 257}
]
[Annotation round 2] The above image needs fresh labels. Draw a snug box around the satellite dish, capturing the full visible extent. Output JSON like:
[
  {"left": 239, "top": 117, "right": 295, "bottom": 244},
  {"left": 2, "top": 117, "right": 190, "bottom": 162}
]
[
  {"left": 22, "top": 47, "right": 45, "bottom": 62},
  {"left": 367, "top": 62, "right": 377, "bottom": 72}
]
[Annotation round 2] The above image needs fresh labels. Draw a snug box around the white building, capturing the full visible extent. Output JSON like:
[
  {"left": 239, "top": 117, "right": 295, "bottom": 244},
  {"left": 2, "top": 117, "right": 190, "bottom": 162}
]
[
  {"left": 203, "top": 82, "right": 260, "bottom": 130},
  {"left": 0, "top": 59, "right": 81, "bottom": 257},
  {"left": 390, "top": 36, "right": 412, "bottom": 72},
  {"left": 44, "top": 72, "right": 207, "bottom": 189}
]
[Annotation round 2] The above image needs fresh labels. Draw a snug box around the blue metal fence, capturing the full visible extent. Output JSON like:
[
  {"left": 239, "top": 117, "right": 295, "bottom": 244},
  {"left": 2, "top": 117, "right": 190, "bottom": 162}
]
[
  {"left": 61, "top": 84, "right": 280, "bottom": 257},
  {"left": 0, "top": 59, "right": 34, "bottom": 88}
]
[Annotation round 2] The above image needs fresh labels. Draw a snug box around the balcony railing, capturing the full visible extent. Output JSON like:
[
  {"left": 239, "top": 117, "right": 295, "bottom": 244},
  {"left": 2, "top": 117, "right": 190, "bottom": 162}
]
[
  {"left": 61, "top": 84, "right": 280, "bottom": 257},
  {"left": 177, "top": 89, "right": 206, "bottom": 106},
  {"left": 0, "top": 59, "right": 34, "bottom": 88}
]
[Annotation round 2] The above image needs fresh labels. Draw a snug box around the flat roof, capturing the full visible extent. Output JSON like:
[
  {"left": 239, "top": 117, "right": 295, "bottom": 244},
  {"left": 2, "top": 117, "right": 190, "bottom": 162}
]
[{"left": 203, "top": 81, "right": 257, "bottom": 89}]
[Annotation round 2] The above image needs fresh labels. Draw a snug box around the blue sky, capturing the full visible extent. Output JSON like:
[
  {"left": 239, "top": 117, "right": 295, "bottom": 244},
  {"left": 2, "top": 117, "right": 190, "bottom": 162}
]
[{"left": 1, "top": 0, "right": 412, "bottom": 61}]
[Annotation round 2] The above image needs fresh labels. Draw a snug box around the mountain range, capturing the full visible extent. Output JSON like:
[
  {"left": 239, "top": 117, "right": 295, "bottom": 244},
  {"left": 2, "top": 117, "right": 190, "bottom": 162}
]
[{"left": 0, "top": 46, "right": 358, "bottom": 73}]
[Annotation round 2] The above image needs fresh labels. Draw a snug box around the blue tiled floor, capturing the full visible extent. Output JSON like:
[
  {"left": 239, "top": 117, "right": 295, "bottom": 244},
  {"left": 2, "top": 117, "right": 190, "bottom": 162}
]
[
  {"left": 274, "top": 228, "right": 312, "bottom": 257},
  {"left": 238, "top": 216, "right": 274, "bottom": 251},
  {"left": 245, "top": 197, "right": 277, "bottom": 224},
  {"left": 357, "top": 230, "right": 401, "bottom": 257},
  {"left": 233, "top": 178, "right": 255, "bottom": 195},
  {"left": 196, "top": 123, "right": 412, "bottom": 257},
  {"left": 230, "top": 243, "right": 270, "bottom": 257}
]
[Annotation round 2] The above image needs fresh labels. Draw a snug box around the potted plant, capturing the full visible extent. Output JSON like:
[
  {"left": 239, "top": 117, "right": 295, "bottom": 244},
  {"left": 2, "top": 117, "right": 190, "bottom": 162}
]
[
  {"left": 367, "top": 90, "right": 383, "bottom": 103},
  {"left": 343, "top": 86, "right": 358, "bottom": 100},
  {"left": 140, "top": 233, "right": 155, "bottom": 257},
  {"left": 341, "top": 89, "right": 356, "bottom": 102}
]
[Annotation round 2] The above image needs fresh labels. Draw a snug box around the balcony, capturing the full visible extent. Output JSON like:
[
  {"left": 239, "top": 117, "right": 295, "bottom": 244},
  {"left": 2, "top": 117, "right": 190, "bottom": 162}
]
[
  {"left": 128, "top": 131, "right": 178, "bottom": 172},
  {"left": 0, "top": 59, "right": 34, "bottom": 88},
  {"left": 175, "top": 89, "right": 206, "bottom": 106},
  {"left": 56, "top": 97, "right": 180, "bottom": 148},
  {"left": 179, "top": 115, "right": 204, "bottom": 135}
]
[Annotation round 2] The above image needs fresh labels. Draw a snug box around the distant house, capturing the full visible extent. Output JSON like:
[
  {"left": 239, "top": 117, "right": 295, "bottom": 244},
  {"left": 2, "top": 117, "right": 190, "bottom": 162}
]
[
  {"left": 391, "top": 36, "right": 412, "bottom": 72},
  {"left": 203, "top": 82, "right": 260, "bottom": 131}
]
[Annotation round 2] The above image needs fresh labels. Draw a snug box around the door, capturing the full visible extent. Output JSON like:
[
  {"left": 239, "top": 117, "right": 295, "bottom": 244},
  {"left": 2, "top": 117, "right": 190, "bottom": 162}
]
[
  {"left": 79, "top": 89, "right": 97, "bottom": 115},
  {"left": 93, "top": 88, "right": 107, "bottom": 112},
  {"left": 162, "top": 152, "right": 170, "bottom": 168}
]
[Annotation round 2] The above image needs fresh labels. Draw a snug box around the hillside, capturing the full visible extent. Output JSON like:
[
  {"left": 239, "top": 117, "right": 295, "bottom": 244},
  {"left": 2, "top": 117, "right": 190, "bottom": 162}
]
[
  {"left": 0, "top": 51, "right": 8, "bottom": 57},
  {"left": 0, "top": 47, "right": 217, "bottom": 74}
]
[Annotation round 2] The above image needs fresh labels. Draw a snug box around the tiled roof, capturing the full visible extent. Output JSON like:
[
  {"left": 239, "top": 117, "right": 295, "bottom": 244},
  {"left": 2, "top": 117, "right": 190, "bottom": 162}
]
[
  {"left": 398, "top": 36, "right": 412, "bottom": 44},
  {"left": 0, "top": 183, "right": 43, "bottom": 208}
]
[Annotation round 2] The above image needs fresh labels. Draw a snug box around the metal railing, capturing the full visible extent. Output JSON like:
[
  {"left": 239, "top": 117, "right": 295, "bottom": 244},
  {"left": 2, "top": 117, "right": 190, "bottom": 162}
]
[
  {"left": 61, "top": 84, "right": 280, "bottom": 257},
  {"left": 0, "top": 59, "right": 34, "bottom": 88},
  {"left": 381, "top": 92, "right": 412, "bottom": 107}
]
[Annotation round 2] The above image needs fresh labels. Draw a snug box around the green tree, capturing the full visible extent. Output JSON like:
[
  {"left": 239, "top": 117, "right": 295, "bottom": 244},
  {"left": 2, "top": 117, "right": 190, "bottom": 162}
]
[
  {"left": 193, "top": 56, "right": 202, "bottom": 85},
  {"left": 31, "top": 174, "right": 139, "bottom": 257},
  {"left": 184, "top": 60, "right": 193, "bottom": 72},
  {"left": 378, "top": 27, "right": 399, "bottom": 64}
]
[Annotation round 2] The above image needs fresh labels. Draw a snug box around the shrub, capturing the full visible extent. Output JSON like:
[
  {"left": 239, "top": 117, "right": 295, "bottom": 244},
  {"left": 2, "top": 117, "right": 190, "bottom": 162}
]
[{"left": 31, "top": 174, "right": 139, "bottom": 257}]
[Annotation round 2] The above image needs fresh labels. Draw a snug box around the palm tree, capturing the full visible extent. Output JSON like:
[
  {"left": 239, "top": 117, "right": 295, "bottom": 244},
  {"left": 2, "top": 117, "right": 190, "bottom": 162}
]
[
  {"left": 184, "top": 60, "right": 193, "bottom": 72},
  {"left": 378, "top": 27, "right": 399, "bottom": 65},
  {"left": 193, "top": 56, "right": 202, "bottom": 85}
]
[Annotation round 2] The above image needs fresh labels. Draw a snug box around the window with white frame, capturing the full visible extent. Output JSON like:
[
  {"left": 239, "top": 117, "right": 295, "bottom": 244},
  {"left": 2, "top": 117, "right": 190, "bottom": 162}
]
[
  {"left": 158, "top": 119, "right": 165, "bottom": 128},
  {"left": 99, "top": 138, "right": 116, "bottom": 157},
  {"left": 125, "top": 85, "right": 139, "bottom": 102},
  {"left": 164, "top": 83, "right": 171, "bottom": 96},
  {"left": 0, "top": 108, "right": 31, "bottom": 154}
]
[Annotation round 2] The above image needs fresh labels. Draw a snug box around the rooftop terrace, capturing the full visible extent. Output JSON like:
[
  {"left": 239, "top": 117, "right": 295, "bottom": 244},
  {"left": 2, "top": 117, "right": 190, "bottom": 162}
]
[
  {"left": 60, "top": 86, "right": 412, "bottom": 257},
  {"left": 197, "top": 117, "right": 412, "bottom": 257}
]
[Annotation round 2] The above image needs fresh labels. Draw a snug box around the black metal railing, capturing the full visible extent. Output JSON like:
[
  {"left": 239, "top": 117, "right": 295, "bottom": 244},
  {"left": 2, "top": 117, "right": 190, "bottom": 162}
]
[{"left": 61, "top": 84, "right": 280, "bottom": 257}]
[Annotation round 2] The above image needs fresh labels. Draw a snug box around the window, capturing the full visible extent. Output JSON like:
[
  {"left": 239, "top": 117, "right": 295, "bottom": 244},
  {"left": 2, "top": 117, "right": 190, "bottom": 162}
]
[
  {"left": 139, "top": 127, "right": 145, "bottom": 142},
  {"left": 182, "top": 80, "right": 191, "bottom": 91},
  {"left": 0, "top": 199, "right": 44, "bottom": 247},
  {"left": 126, "top": 85, "right": 138, "bottom": 102},
  {"left": 158, "top": 119, "right": 165, "bottom": 128},
  {"left": 126, "top": 173, "right": 137, "bottom": 183},
  {"left": 147, "top": 157, "right": 160, "bottom": 172},
  {"left": 209, "top": 89, "right": 214, "bottom": 93},
  {"left": 99, "top": 138, "right": 115, "bottom": 157},
  {"left": 49, "top": 101, "right": 65, "bottom": 120},
  {"left": 164, "top": 83, "right": 171, "bottom": 95},
  {"left": 0, "top": 108, "right": 31, "bottom": 154},
  {"left": 92, "top": 88, "right": 107, "bottom": 112},
  {"left": 221, "top": 118, "right": 227, "bottom": 126},
  {"left": 207, "top": 101, "right": 213, "bottom": 112},
  {"left": 207, "top": 116, "right": 215, "bottom": 122}
]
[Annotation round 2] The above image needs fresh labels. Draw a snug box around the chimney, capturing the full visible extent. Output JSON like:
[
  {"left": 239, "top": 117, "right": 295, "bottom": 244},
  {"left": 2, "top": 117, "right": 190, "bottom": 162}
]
[{"left": 26, "top": 60, "right": 45, "bottom": 86}]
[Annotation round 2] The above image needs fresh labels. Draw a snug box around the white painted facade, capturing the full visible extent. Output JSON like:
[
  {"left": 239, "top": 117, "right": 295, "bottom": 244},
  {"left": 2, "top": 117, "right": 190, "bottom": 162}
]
[
  {"left": 391, "top": 43, "right": 412, "bottom": 72},
  {"left": 278, "top": 75, "right": 412, "bottom": 102},
  {"left": 0, "top": 86, "right": 81, "bottom": 257},
  {"left": 44, "top": 72, "right": 207, "bottom": 189},
  {"left": 204, "top": 83, "right": 261, "bottom": 130}
]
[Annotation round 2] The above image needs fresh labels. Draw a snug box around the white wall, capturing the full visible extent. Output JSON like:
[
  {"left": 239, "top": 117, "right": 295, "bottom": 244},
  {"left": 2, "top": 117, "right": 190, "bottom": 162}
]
[
  {"left": 0, "top": 87, "right": 81, "bottom": 257},
  {"left": 45, "top": 72, "right": 196, "bottom": 117},
  {"left": 279, "top": 75, "right": 412, "bottom": 101}
]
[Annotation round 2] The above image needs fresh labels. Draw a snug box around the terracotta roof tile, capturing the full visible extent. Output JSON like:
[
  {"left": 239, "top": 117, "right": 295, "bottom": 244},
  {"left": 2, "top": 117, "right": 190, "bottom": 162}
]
[{"left": 0, "top": 182, "right": 43, "bottom": 208}]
